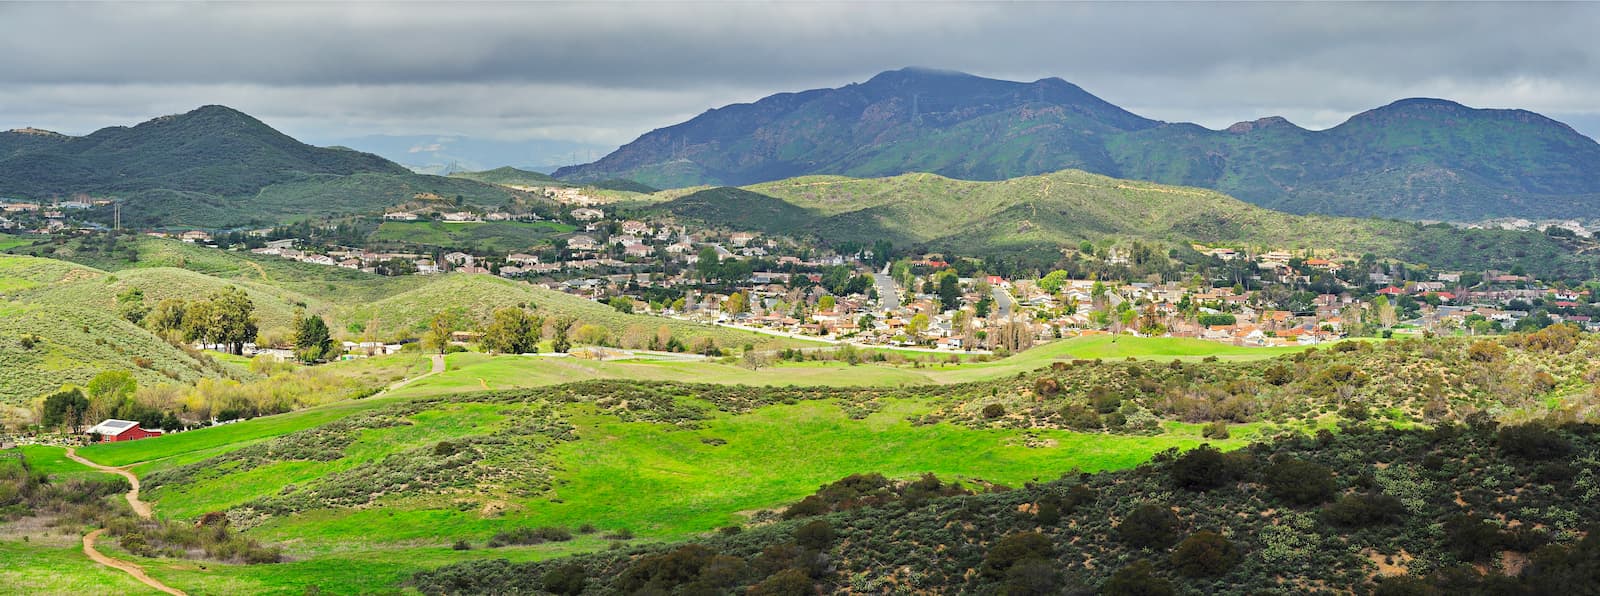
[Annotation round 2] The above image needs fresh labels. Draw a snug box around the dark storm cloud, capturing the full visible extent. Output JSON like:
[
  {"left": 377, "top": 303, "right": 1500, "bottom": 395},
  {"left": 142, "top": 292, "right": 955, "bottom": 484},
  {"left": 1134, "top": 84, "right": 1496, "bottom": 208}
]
[{"left": 2, "top": 2, "right": 1598, "bottom": 147}]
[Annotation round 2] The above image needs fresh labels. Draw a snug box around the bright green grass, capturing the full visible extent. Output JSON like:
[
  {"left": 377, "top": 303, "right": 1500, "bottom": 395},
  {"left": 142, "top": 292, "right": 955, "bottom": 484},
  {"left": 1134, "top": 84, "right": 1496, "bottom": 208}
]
[
  {"left": 388, "top": 352, "right": 940, "bottom": 397},
  {"left": 0, "top": 234, "right": 43, "bottom": 252},
  {"left": 0, "top": 540, "right": 153, "bottom": 595},
  {"left": 15, "top": 445, "right": 100, "bottom": 480},
  {"left": 254, "top": 399, "right": 1238, "bottom": 548},
  {"left": 390, "top": 335, "right": 1309, "bottom": 397}
]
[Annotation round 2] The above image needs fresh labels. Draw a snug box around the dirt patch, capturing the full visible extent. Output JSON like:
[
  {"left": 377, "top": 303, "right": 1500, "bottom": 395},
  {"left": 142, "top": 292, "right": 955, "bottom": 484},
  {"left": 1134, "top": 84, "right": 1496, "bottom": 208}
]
[{"left": 1364, "top": 548, "right": 1413, "bottom": 578}]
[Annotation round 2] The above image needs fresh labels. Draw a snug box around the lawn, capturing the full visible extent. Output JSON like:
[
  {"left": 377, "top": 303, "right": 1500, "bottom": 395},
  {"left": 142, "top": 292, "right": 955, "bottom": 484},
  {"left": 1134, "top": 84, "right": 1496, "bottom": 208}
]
[{"left": 0, "top": 234, "right": 43, "bottom": 252}]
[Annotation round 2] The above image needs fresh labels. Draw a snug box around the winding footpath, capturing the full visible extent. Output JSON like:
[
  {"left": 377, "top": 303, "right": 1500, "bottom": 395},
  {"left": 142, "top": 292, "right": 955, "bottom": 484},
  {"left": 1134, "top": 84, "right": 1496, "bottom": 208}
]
[
  {"left": 58, "top": 355, "right": 444, "bottom": 595},
  {"left": 380, "top": 353, "right": 447, "bottom": 393},
  {"left": 65, "top": 446, "right": 187, "bottom": 596}
]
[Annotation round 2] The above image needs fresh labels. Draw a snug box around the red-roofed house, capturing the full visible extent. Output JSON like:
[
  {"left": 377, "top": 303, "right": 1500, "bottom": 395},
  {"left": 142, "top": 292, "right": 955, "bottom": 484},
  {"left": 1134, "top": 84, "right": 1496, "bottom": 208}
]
[{"left": 88, "top": 419, "right": 162, "bottom": 442}]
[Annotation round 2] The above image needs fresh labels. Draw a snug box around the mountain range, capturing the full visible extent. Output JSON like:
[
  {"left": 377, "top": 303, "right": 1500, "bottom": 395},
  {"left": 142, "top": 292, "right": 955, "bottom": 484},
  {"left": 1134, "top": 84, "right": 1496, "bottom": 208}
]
[
  {"left": 557, "top": 67, "right": 1600, "bottom": 221},
  {"left": 648, "top": 170, "right": 1600, "bottom": 279},
  {"left": 0, "top": 106, "right": 531, "bottom": 229}
]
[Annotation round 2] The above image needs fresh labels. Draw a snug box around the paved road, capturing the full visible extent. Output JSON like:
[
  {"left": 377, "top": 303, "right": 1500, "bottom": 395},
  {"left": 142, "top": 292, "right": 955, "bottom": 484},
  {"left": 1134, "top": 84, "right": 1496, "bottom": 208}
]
[
  {"left": 992, "top": 285, "right": 1015, "bottom": 318},
  {"left": 873, "top": 270, "right": 900, "bottom": 312}
]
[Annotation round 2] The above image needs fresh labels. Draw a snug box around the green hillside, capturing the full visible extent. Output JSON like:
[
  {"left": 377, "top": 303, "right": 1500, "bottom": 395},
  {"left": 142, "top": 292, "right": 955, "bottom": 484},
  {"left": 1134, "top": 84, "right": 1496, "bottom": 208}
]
[
  {"left": 0, "top": 255, "right": 235, "bottom": 400},
  {"left": 0, "top": 106, "right": 532, "bottom": 228},
  {"left": 449, "top": 166, "right": 562, "bottom": 186},
  {"left": 654, "top": 169, "right": 1600, "bottom": 278},
  {"left": 10, "top": 237, "right": 806, "bottom": 347},
  {"left": 559, "top": 68, "right": 1600, "bottom": 221}
]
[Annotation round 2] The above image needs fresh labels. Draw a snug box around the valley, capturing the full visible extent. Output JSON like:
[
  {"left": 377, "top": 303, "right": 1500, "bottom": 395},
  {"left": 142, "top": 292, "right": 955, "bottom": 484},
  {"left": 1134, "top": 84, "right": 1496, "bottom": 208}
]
[{"left": 7, "top": 11, "right": 1600, "bottom": 593}]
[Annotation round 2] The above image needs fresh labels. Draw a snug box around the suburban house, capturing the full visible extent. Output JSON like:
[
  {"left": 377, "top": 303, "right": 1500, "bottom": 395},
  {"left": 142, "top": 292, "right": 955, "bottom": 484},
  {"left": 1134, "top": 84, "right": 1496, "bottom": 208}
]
[
  {"left": 180, "top": 230, "right": 212, "bottom": 243},
  {"left": 88, "top": 419, "right": 163, "bottom": 442},
  {"left": 383, "top": 211, "right": 419, "bottom": 221},
  {"left": 571, "top": 207, "right": 605, "bottom": 221}
]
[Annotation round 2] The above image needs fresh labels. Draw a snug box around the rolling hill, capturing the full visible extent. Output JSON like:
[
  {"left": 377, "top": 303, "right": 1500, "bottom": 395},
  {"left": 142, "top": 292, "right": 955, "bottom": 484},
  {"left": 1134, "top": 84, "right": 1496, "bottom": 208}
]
[
  {"left": 559, "top": 67, "right": 1600, "bottom": 221},
  {"left": 450, "top": 167, "right": 660, "bottom": 195},
  {"left": 0, "top": 238, "right": 808, "bottom": 402},
  {"left": 0, "top": 255, "right": 238, "bottom": 400},
  {"left": 0, "top": 106, "right": 533, "bottom": 228},
  {"left": 651, "top": 169, "right": 1600, "bottom": 278}
]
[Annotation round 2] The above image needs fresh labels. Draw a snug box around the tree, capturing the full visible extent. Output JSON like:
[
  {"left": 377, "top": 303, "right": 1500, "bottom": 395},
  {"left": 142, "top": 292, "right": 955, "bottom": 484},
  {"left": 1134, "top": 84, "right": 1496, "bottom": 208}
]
[
  {"left": 293, "top": 312, "right": 335, "bottom": 363},
  {"left": 481, "top": 308, "right": 541, "bottom": 354},
  {"left": 550, "top": 316, "right": 576, "bottom": 353},
  {"left": 938, "top": 272, "right": 961, "bottom": 311},
  {"left": 145, "top": 298, "right": 187, "bottom": 340},
  {"left": 607, "top": 296, "right": 634, "bottom": 314},
  {"left": 1039, "top": 270, "right": 1070, "bottom": 293},
  {"left": 907, "top": 313, "right": 930, "bottom": 336},
  {"left": 574, "top": 324, "right": 610, "bottom": 346},
  {"left": 116, "top": 288, "right": 148, "bottom": 325},
  {"left": 817, "top": 295, "right": 836, "bottom": 311},
  {"left": 41, "top": 387, "right": 90, "bottom": 430},
  {"left": 86, "top": 370, "right": 136, "bottom": 401},
  {"left": 1373, "top": 295, "right": 1398, "bottom": 328},
  {"left": 204, "top": 287, "right": 258, "bottom": 355},
  {"left": 422, "top": 311, "right": 457, "bottom": 354},
  {"left": 723, "top": 291, "right": 747, "bottom": 315},
  {"left": 696, "top": 246, "right": 720, "bottom": 279}
]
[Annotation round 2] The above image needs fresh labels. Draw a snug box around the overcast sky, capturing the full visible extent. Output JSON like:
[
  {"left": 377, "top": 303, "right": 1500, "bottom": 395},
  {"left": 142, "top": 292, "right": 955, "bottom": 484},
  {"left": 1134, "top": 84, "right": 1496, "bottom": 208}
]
[{"left": 4, "top": 2, "right": 1599, "bottom": 159}]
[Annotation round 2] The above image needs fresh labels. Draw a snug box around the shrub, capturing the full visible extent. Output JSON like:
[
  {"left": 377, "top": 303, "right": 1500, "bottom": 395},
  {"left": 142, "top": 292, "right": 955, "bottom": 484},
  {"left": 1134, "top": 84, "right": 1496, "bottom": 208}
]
[
  {"left": 1171, "top": 530, "right": 1240, "bottom": 577},
  {"left": 1498, "top": 423, "right": 1571, "bottom": 460},
  {"left": 542, "top": 563, "right": 587, "bottom": 595},
  {"left": 1322, "top": 493, "right": 1406, "bottom": 528},
  {"left": 1201, "top": 420, "right": 1230, "bottom": 439},
  {"left": 1170, "top": 446, "right": 1247, "bottom": 491},
  {"left": 794, "top": 519, "right": 835, "bottom": 550},
  {"left": 1467, "top": 340, "right": 1505, "bottom": 362},
  {"left": 1265, "top": 457, "right": 1336, "bottom": 506},
  {"left": 487, "top": 526, "right": 572, "bottom": 547},
  {"left": 1102, "top": 559, "right": 1173, "bottom": 596},
  {"left": 982, "top": 531, "right": 1054, "bottom": 577},
  {"left": 747, "top": 568, "right": 813, "bottom": 596},
  {"left": 1118, "top": 503, "right": 1181, "bottom": 549},
  {"left": 983, "top": 404, "right": 1006, "bottom": 419},
  {"left": 1001, "top": 559, "right": 1062, "bottom": 595}
]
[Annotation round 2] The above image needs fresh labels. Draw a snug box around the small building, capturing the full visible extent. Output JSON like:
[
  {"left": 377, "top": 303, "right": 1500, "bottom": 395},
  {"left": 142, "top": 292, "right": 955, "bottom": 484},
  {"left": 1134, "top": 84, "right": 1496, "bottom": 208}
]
[
  {"left": 88, "top": 419, "right": 162, "bottom": 443},
  {"left": 571, "top": 207, "right": 605, "bottom": 221}
]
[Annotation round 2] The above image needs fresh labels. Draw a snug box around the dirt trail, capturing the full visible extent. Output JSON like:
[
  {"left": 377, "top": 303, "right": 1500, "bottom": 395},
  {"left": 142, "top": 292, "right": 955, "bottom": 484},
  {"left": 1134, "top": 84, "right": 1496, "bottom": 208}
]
[
  {"left": 380, "top": 354, "right": 447, "bottom": 393},
  {"left": 82, "top": 529, "right": 187, "bottom": 595},
  {"left": 65, "top": 447, "right": 151, "bottom": 519},
  {"left": 67, "top": 447, "right": 187, "bottom": 595}
]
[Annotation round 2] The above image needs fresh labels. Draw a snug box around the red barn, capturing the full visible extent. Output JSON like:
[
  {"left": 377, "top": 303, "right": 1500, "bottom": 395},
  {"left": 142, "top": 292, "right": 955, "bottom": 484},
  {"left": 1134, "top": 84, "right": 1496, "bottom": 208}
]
[{"left": 87, "top": 419, "right": 163, "bottom": 443}]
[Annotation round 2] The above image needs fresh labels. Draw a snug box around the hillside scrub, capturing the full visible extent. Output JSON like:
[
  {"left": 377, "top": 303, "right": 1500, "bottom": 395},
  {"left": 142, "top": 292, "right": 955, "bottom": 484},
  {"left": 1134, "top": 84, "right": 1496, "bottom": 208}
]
[{"left": 412, "top": 422, "right": 1600, "bottom": 594}]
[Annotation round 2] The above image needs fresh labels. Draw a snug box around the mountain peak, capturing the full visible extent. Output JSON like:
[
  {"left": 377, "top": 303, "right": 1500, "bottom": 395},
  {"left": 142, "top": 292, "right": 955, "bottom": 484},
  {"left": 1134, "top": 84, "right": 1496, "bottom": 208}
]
[
  {"left": 1224, "top": 116, "right": 1301, "bottom": 134},
  {"left": 4, "top": 127, "right": 67, "bottom": 138},
  {"left": 865, "top": 67, "right": 977, "bottom": 83}
]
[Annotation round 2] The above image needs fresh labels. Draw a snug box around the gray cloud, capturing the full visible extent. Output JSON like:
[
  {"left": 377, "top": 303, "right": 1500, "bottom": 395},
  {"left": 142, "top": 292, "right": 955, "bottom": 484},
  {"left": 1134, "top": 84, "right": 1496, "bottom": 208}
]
[{"left": 3, "top": 2, "right": 1599, "bottom": 155}]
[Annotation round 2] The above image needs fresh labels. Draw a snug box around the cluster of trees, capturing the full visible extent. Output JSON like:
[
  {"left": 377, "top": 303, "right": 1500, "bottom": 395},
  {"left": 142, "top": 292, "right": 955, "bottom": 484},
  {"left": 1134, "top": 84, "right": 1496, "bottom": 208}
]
[
  {"left": 39, "top": 371, "right": 181, "bottom": 432},
  {"left": 130, "top": 286, "right": 259, "bottom": 355}
]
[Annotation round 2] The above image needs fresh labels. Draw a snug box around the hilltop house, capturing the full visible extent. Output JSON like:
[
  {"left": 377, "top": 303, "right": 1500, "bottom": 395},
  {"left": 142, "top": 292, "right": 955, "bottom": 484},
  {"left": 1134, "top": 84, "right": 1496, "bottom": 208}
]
[
  {"left": 571, "top": 207, "right": 605, "bottom": 221},
  {"left": 383, "top": 211, "right": 419, "bottom": 221}
]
